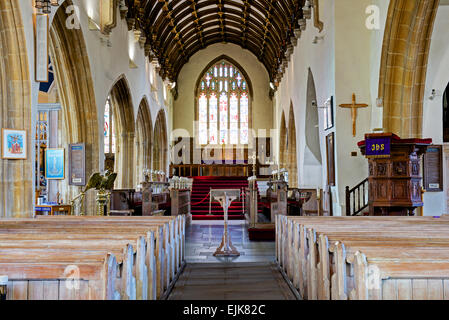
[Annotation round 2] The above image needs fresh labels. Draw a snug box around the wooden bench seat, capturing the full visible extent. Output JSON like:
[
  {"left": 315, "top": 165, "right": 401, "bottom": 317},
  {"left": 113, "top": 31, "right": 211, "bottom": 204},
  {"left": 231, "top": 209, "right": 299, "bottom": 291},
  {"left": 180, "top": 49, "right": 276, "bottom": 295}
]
[
  {"left": 0, "top": 216, "right": 186, "bottom": 300},
  {"left": 0, "top": 227, "right": 162, "bottom": 299},
  {"left": 35, "top": 215, "right": 186, "bottom": 280},
  {"left": 0, "top": 239, "right": 148, "bottom": 300},
  {"left": 276, "top": 215, "right": 449, "bottom": 300},
  {"left": 0, "top": 253, "right": 119, "bottom": 300}
]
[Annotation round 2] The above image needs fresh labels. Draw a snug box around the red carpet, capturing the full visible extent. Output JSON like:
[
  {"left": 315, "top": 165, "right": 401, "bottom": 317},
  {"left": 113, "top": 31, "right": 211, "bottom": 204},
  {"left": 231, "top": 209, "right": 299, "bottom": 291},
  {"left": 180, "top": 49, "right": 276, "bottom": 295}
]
[{"left": 191, "top": 177, "right": 248, "bottom": 220}]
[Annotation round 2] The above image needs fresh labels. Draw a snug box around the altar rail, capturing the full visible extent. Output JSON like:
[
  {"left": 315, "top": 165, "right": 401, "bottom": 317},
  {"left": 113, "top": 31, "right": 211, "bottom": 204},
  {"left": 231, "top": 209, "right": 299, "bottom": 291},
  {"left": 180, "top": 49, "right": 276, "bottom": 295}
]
[{"left": 170, "top": 164, "right": 271, "bottom": 178}]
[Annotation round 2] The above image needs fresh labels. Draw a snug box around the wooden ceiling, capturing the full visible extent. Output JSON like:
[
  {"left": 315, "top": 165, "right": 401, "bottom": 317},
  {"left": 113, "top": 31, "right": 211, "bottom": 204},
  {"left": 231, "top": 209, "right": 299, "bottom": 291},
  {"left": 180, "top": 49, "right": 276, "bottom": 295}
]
[{"left": 122, "top": 0, "right": 314, "bottom": 86}]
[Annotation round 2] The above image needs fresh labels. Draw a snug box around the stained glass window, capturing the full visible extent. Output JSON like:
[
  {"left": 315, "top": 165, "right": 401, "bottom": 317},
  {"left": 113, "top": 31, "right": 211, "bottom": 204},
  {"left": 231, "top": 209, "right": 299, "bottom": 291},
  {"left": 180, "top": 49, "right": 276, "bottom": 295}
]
[
  {"left": 209, "top": 93, "right": 218, "bottom": 144},
  {"left": 240, "top": 93, "right": 249, "bottom": 144},
  {"left": 196, "top": 60, "right": 251, "bottom": 145}
]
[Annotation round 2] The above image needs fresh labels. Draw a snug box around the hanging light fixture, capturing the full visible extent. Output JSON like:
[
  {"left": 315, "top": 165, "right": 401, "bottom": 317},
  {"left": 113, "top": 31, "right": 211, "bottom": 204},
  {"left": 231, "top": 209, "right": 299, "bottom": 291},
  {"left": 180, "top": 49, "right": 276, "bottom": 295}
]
[{"left": 35, "top": 0, "right": 60, "bottom": 14}]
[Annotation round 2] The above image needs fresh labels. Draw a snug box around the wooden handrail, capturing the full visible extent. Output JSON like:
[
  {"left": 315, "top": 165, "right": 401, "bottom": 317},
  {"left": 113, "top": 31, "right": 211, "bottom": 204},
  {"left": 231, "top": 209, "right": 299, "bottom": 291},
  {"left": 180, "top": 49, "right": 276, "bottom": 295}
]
[{"left": 345, "top": 178, "right": 369, "bottom": 216}]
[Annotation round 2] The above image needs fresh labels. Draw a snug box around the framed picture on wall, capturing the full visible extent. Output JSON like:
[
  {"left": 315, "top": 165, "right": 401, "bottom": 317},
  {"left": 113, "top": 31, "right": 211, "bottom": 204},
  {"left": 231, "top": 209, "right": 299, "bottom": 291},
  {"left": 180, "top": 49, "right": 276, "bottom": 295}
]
[
  {"left": 326, "top": 132, "right": 336, "bottom": 186},
  {"left": 45, "top": 148, "right": 65, "bottom": 180},
  {"left": 323, "top": 96, "right": 334, "bottom": 130},
  {"left": 2, "top": 129, "right": 27, "bottom": 160}
]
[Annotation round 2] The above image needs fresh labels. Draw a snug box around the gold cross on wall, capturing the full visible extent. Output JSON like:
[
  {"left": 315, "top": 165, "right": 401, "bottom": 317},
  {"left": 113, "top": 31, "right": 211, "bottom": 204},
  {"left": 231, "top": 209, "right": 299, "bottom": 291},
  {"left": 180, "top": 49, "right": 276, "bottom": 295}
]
[{"left": 339, "top": 93, "right": 368, "bottom": 137}]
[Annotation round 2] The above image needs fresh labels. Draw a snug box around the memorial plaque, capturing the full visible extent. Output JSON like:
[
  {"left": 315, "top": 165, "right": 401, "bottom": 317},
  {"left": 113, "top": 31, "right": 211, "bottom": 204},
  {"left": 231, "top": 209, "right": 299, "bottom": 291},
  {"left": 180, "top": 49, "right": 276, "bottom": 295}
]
[
  {"left": 69, "top": 143, "right": 86, "bottom": 186},
  {"left": 34, "top": 14, "right": 49, "bottom": 83},
  {"left": 423, "top": 145, "right": 443, "bottom": 192}
]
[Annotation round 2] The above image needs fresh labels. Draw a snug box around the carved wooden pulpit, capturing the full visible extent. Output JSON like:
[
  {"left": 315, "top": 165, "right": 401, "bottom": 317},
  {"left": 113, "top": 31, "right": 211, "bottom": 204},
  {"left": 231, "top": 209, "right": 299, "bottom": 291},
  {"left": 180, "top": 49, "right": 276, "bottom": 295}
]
[
  {"left": 211, "top": 189, "right": 241, "bottom": 257},
  {"left": 358, "top": 133, "right": 432, "bottom": 216}
]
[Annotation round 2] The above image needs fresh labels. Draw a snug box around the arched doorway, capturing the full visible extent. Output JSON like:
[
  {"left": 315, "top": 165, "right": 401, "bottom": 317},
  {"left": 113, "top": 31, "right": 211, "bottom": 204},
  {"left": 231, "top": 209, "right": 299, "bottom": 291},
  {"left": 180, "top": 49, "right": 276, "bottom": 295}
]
[
  {"left": 108, "top": 76, "right": 135, "bottom": 189},
  {"left": 153, "top": 110, "right": 168, "bottom": 173},
  {"left": 287, "top": 103, "right": 298, "bottom": 188},
  {"left": 0, "top": 0, "right": 32, "bottom": 218},
  {"left": 135, "top": 98, "right": 153, "bottom": 183},
  {"left": 305, "top": 68, "right": 322, "bottom": 163},
  {"left": 47, "top": 0, "right": 99, "bottom": 211}
]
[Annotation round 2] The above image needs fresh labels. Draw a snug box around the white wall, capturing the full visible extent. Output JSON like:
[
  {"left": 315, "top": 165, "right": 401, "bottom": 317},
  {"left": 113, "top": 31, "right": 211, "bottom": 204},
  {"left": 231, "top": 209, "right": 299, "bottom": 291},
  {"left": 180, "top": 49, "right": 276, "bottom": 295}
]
[
  {"left": 20, "top": 0, "right": 171, "bottom": 181},
  {"left": 422, "top": 5, "right": 449, "bottom": 216},
  {"left": 274, "top": 0, "right": 391, "bottom": 215},
  {"left": 275, "top": 0, "right": 335, "bottom": 190}
]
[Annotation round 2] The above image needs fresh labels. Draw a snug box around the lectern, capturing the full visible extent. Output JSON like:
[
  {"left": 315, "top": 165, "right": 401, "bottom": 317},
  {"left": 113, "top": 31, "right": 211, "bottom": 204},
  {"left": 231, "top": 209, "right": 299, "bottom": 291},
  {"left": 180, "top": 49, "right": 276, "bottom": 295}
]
[
  {"left": 211, "top": 189, "right": 240, "bottom": 257},
  {"left": 358, "top": 133, "right": 432, "bottom": 216}
]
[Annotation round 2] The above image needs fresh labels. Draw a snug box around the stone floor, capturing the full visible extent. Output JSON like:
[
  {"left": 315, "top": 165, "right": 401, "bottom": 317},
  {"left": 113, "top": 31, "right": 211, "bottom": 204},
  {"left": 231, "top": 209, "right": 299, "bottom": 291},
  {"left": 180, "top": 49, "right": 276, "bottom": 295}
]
[
  {"left": 168, "top": 262, "right": 296, "bottom": 300},
  {"left": 185, "top": 220, "right": 276, "bottom": 263},
  {"left": 168, "top": 220, "right": 295, "bottom": 300}
]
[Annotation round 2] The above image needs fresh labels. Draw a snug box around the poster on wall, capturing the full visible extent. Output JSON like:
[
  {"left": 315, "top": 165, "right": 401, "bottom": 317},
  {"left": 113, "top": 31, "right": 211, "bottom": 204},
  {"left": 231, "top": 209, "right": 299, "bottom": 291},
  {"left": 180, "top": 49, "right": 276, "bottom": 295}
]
[
  {"left": 1, "top": 129, "right": 27, "bottom": 160},
  {"left": 45, "top": 148, "right": 65, "bottom": 180},
  {"left": 34, "top": 13, "right": 49, "bottom": 82},
  {"left": 69, "top": 143, "right": 86, "bottom": 186}
]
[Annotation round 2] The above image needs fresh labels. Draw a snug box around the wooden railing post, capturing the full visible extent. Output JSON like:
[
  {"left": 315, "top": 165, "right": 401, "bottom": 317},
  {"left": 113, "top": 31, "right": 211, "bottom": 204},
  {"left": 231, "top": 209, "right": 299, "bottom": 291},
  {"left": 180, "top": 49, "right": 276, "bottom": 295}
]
[{"left": 345, "top": 186, "right": 350, "bottom": 216}]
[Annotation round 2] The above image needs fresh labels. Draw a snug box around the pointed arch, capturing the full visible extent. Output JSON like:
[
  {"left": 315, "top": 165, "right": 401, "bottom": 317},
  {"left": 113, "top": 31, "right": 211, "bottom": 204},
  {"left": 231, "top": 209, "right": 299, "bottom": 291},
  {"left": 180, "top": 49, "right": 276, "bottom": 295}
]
[
  {"left": 287, "top": 102, "right": 298, "bottom": 188},
  {"left": 305, "top": 68, "right": 322, "bottom": 164},
  {"left": 0, "top": 0, "right": 32, "bottom": 218},
  {"left": 195, "top": 55, "right": 254, "bottom": 98},
  {"left": 49, "top": 0, "right": 99, "bottom": 212},
  {"left": 379, "top": 0, "right": 439, "bottom": 138},
  {"left": 109, "top": 75, "right": 135, "bottom": 188},
  {"left": 279, "top": 111, "right": 287, "bottom": 169},
  {"left": 135, "top": 97, "right": 153, "bottom": 183},
  {"left": 153, "top": 109, "right": 168, "bottom": 173}
]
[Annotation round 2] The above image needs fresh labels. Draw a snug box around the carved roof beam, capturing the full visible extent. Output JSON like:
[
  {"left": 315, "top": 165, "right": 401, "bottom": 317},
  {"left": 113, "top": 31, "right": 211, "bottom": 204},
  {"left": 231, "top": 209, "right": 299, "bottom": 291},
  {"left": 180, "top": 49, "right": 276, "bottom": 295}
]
[
  {"left": 240, "top": 0, "right": 252, "bottom": 47},
  {"left": 189, "top": 0, "right": 205, "bottom": 48}
]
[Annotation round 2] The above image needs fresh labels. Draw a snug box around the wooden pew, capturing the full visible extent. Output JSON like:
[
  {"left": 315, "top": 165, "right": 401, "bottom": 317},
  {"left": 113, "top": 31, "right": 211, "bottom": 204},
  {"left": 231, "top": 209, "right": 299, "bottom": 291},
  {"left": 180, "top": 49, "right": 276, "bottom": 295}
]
[
  {"left": 0, "top": 238, "right": 148, "bottom": 300},
  {"left": 37, "top": 215, "right": 186, "bottom": 274},
  {"left": 35, "top": 215, "right": 186, "bottom": 287},
  {"left": 276, "top": 216, "right": 449, "bottom": 300},
  {"left": 302, "top": 219, "right": 449, "bottom": 300},
  {"left": 0, "top": 252, "right": 120, "bottom": 300},
  {"left": 0, "top": 225, "right": 163, "bottom": 299}
]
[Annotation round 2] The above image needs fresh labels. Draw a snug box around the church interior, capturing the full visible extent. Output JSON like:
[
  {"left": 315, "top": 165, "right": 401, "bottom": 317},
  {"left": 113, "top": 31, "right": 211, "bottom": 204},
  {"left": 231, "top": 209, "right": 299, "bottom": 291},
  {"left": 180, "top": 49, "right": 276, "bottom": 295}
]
[{"left": 0, "top": 0, "right": 449, "bottom": 302}]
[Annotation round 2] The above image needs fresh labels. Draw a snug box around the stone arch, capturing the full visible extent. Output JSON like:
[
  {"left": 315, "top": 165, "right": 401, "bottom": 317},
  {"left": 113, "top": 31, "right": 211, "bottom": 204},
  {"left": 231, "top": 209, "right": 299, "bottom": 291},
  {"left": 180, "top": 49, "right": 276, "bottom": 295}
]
[
  {"left": 287, "top": 103, "right": 298, "bottom": 188},
  {"left": 109, "top": 75, "right": 135, "bottom": 188},
  {"left": 49, "top": 0, "right": 99, "bottom": 211},
  {"left": 135, "top": 97, "right": 153, "bottom": 183},
  {"left": 305, "top": 68, "right": 322, "bottom": 164},
  {"left": 0, "top": 0, "right": 32, "bottom": 218},
  {"left": 153, "top": 110, "right": 168, "bottom": 173},
  {"left": 379, "top": 0, "right": 440, "bottom": 138},
  {"left": 279, "top": 111, "right": 287, "bottom": 169}
]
